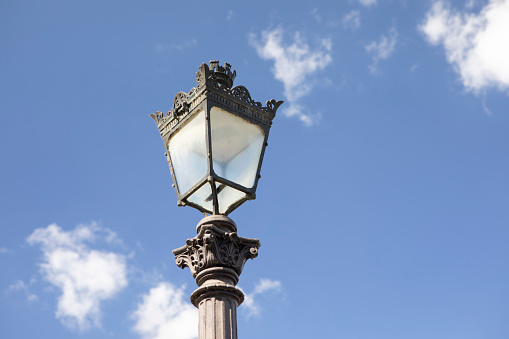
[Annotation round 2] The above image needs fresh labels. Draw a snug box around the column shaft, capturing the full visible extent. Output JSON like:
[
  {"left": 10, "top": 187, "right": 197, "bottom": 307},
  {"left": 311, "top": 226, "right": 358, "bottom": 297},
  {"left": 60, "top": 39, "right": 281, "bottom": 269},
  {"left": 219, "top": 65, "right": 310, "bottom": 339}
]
[{"left": 199, "top": 296, "right": 237, "bottom": 339}]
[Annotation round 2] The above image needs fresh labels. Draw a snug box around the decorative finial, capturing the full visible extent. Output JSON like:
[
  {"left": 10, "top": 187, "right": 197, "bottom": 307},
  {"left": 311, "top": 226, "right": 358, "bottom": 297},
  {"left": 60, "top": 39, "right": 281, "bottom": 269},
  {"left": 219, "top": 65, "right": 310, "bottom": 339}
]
[{"left": 208, "top": 60, "right": 236, "bottom": 89}]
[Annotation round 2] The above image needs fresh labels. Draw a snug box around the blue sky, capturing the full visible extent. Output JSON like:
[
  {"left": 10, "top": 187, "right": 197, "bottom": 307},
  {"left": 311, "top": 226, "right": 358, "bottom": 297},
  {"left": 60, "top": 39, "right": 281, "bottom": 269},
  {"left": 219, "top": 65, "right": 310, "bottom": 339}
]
[{"left": 1, "top": 0, "right": 509, "bottom": 338}]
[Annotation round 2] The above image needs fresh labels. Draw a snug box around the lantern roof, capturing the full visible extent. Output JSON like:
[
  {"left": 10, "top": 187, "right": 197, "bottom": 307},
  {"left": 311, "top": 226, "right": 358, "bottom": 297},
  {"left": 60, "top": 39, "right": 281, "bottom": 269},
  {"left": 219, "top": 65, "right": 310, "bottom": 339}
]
[{"left": 150, "top": 60, "right": 283, "bottom": 138}]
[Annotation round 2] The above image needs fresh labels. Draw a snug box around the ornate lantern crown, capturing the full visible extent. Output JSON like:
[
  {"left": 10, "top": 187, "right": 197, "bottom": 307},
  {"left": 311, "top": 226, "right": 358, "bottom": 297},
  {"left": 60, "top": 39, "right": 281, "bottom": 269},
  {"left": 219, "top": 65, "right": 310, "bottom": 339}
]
[{"left": 208, "top": 60, "right": 236, "bottom": 89}]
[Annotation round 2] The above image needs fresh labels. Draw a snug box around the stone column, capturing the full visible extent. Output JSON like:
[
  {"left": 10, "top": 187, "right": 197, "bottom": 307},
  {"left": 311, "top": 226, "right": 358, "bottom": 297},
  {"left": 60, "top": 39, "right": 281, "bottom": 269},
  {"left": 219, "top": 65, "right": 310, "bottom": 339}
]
[{"left": 173, "top": 215, "right": 260, "bottom": 339}]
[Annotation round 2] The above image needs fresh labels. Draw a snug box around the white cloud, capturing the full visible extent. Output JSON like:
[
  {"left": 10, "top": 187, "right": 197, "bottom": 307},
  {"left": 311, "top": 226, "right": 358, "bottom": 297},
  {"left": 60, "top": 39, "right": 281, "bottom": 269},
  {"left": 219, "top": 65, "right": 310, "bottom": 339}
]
[
  {"left": 132, "top": 282, "right": 198, "bottom": 339},
  {"left": 465, "top": 0, "right": 476, "bottom": 9},
  {"left": 359, "top": 0, "right": 377, "bottom": 7},
  {"left": 249, "top": 28, "right": 332, "bottom": 126},
  {"left": 226, "top": 10, "right": 235, "bottom": 21},
  {"left": 343, "top": 10, "right": 361, "bottom": 30},
  {"left": 0, "top": 246, "right": 12, "bottom": 254},
  {"left": 6, "top": 278, "right": 38, "bottom": 302},
  {"left": 242, "top": 278, "right": 283, "bottom": 318},
  {"left": 253, "top": 278, "right": 282, "bottom": 294},
  {"left": 155, "top": 39, "right": 197, "bottom": 53},
  {"left": 482, "top": 96, "right": 493, "bottom": 115},
  {"left": 311, "top": 8, "right": 322, "bottom": 22},
  {"left": 365, "top": 27, "right": 398, "bottom": 74},
  {"left": 420, "top": 0, "right": 509, "bottom": 93},
  {"left": 27, "top": 222, "right": 128, "bottom": 330}
]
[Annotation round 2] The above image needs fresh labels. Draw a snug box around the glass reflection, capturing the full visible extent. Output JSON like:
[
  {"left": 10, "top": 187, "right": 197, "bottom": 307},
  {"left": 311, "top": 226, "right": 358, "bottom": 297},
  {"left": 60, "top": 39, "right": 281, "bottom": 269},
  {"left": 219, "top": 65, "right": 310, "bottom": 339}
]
[
  {"left": 167, "top": 110, "right": 207, "bottom": 194},
  {"left": 210, "top": 107, "right": 265, "bottom": 189}
]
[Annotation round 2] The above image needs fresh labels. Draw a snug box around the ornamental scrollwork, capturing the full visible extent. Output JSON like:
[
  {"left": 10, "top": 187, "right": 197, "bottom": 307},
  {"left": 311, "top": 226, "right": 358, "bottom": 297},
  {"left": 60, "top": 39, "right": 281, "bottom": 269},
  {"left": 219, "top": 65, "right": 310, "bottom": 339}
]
[
  {"left": 196, "top": 68, "right": 205, "bottom": 88},
  {"left": 149, "top": 111, "right": 164, "bottom": 126},
  {"left": 230, "top": 86, "right": 263, "bottom": 108},
  {"left": 151, "top": 61, "right": 283, "bottom": 132},
  {"left": 171, "top": 91, "right": 191, "bottom": 116},
  {"left": 263, "top": 99, "right": 284, "bottom": 116},
  {"left": 219, "top": 241, "right": 240, "bottom": 266},
  {"left": 173, "top": 224, "right": 260, "bottom": 278}
]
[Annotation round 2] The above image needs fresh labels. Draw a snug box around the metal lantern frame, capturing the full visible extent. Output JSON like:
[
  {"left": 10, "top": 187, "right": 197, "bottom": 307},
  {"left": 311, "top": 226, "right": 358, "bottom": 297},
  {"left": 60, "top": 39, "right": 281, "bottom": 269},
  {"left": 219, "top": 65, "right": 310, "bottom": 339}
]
[{"left": 151, "top": 61, "right": 283, "bottom": 216}]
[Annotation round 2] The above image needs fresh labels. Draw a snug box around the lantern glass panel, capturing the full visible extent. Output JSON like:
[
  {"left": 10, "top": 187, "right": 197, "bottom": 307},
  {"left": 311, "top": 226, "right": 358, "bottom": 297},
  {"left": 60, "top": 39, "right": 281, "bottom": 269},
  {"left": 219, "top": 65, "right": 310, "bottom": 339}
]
[
  {"left": 210, "top": 107, "right": 265, "bottom": 189},
  {"left": 187, "top": 183, "right": 214, "bottom": 212},
  {"left": 216, "top": 184, "right": 247, "bottom": 214},
  {"left": 167, "top": 109, "right": 207, "bottom": 194}
]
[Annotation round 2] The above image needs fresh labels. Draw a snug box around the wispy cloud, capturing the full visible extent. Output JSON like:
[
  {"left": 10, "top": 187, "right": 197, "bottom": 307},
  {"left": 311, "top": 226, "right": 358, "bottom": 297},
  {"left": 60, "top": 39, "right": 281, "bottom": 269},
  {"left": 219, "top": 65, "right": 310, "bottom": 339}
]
[
  {"left": 0, "top": 246, "right": 12, "bottom": 254},
  {"left": 6, "top": 278, "right": 38, "bottom": 302},
  {"left": 132, "top": 282, "right": 198, "bottom": 339},
  {"left": 365, "top": 27, "right": 398, "bottom": 74},
  {"left": 27, "top": 222, "right": 128, "bottom": 331},
  {"left": 465, "top": 0, "right": 476, "bottom": 9},
  {"left": 343, "top": 10, "right": 361, "bottom": 30},
  {"left": 226, "top": 10, "right": 235, "bottom": 21},
  {"left": 242, "top": 278, "right": 283, "bottom": 317},
  {"left": 359, "top": 0, "right": 377, "bottom": 7},
  {"left": 155, "top": 40, "right": 198, "bottom": 53},
  {"left": 249, "top": 28, "right": 333, "bottom": 126},
  {"left": 420, "top": 0, "right": 509, "bottom": 94},
  {"left": 311, "top": 8, "right": 322, "bottom": 22},
  {"left": 482, "top": 96, "right": 493, "bottom": 115}
]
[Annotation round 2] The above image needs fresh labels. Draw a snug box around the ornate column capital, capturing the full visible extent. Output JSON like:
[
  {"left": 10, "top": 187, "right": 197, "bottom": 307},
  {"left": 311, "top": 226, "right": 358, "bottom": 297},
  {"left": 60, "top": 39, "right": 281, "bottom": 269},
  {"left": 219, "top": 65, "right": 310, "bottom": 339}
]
[
  {"left": 173, "top": 216, "right": 260, "bottom": 279},
  {"left": 172, "top": 216, "right": 259, "bottom": 339}
]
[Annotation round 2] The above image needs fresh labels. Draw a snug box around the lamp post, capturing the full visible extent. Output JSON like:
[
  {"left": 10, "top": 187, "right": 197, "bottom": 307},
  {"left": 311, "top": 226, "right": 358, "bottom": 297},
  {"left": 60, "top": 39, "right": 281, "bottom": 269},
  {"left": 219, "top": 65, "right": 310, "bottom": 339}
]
[{"left": 150, "top": 61, "right": 283, "bottom": 339}]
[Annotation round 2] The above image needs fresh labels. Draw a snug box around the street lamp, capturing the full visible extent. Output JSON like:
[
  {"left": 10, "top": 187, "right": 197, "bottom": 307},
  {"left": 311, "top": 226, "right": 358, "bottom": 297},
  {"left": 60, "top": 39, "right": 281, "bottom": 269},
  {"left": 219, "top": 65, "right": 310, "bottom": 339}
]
[{"left": 150, "top": 61, "right": 283, "bottom": 339}]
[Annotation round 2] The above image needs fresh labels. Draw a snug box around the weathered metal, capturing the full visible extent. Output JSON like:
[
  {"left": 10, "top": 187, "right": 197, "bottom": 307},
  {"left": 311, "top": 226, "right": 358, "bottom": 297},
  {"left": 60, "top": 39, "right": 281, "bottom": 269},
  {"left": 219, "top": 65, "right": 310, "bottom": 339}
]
[{"left": 150, "top": 61, "right": 283, "bottom": 215}]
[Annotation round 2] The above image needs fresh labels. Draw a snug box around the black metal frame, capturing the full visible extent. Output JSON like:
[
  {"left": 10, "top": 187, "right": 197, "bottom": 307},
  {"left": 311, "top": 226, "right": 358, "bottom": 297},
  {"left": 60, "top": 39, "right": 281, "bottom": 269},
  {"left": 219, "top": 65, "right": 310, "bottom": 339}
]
[{"left": 151, "top": 61, "right": 283, "bottom": 215}]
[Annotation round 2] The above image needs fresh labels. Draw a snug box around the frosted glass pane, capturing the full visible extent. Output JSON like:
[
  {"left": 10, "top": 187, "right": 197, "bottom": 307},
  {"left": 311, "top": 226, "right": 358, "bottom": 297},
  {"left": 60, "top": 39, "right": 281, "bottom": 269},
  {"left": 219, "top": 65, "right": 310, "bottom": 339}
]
[
  {"left": 210, "top": 107, "right": 265, "bottom": 188},
  {"left": 187, "top": 182, "right": 245, "bottom": 214},
  {"left": 216, "top": 184, "right": 247, "bottom": 214},
  {"left": 187, "top": 183, "right": 213, "bottom": 213},
  {"left": 168, "top": 110, "right": 207, "bottom": 194}
]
